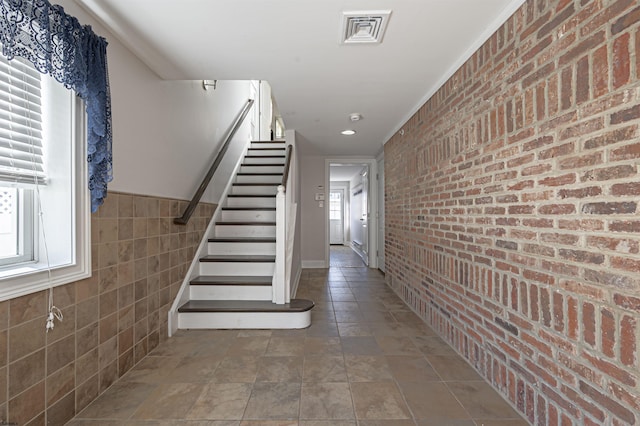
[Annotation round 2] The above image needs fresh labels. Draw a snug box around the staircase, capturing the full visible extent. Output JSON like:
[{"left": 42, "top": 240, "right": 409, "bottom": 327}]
[{"left": 174, "top": 141, "right": 314, "bottom": 329}]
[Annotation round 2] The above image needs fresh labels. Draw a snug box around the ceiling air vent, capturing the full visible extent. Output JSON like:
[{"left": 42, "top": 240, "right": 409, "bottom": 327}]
[{"left": 340, "top": 10, "right": 391, "bottom": 44}]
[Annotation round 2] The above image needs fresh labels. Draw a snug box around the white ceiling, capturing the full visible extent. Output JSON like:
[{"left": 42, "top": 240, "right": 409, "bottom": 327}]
[
  {"left": 77, "top": 0, "right": 525, "bottom": 157},
  {"left": 330, "top": 164, "right": 367, "bottom": 182}
]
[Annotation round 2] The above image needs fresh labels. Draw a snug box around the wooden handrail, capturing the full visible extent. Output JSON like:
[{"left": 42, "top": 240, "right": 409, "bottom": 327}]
[
  {"left": 174, "top": 99, "right": 255, "bottom": 225},
  {"left": 281, "top": 144, "right": 293, "bottom": 188}
]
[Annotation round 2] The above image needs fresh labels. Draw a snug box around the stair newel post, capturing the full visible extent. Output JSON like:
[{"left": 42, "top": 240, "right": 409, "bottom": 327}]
[{"left": 273, "top": 184, "right": 287, "bottom": 304}]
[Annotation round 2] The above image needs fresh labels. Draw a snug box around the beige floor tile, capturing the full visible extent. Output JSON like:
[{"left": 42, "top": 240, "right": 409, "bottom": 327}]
[
  {"left": 446, "top": 381, "right": 522, "bottom": 419},
  {"left": 68, "top": 261, "right": 528, "bottom": 426},
  {"left": 345, "top": 355, "right": 393, "bottom": 382},
  {"left": 238, "top": 330, "right": 273, "bottom": 337},
  {"left": 340, "top": 337, "right": 382, "bottom": 355},
  {"left": 412, "top": 335, "right": 460, "bottom": 357},
  {"left": 334, "top": 311, "right": 367, "bottom": 323},
  {"left": 265, "top": 337, "right": 306, "bottom": 356},
  {"left": 385, "top": 356, "right": 440, "bottom": 382},
  {"left": 75, "top": 381, "right": 156, "bottom": 419},
  {"left": 361, "top": 310, "right": 397, "bottom": 322},
  {"left": 303, "top": 356, "right": 348, "bottom": 382},
  {"left": 337, "top": 322, "right": 372, "bottom": 336},
  {"left": 187, "top": 382, "right": 252, "bottom": 420},
  {"left": 472, "top": 420, "right": 530, "bottom": 426},
  {"left": 351, "top": 381, "right": 411, "bottom": 420},
  {"left": 120, "top": 356, "right": 182, "bottom": 383},
  {"left": 375, "top": 336, "right": 422, "bottom": 356},
  {"left": 213, "top": 356, "right": 259, "bottom": 383},
  {"left": 243, "top": 382, "right": 301, "bottom": 420},
  {"left": 305, "top": 322, "right": 339, "bottom": 337},
  {"left": 397, "top": 381, "right": 471, "bottom": 421},
  {"left": 226, "top": 337, "right": 270, "bottom": 356},
  {"left": 426, "top": 356, "right": 482, "bottom": 381},
  {"left": 300, "top": 382, "right": 355, "bottom": 420},
  {"left": 256, "top": 356, "right": 303, "bottom": 382},
  {"left": 415, "top": 420, "right": 474, "bottom": 426},
  {"left": 147, "top": 338, "right": 200, "bottom": 357},
  {"left": 132, "top": 383, "right": 204, "bottom": 419},
  {"left": 164, "top": 355, "right": 222, "bottom": 382}
]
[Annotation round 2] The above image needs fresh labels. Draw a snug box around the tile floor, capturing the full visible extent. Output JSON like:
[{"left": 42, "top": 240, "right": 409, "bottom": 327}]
[
  {"left": 68, "top": 265, "right": 528, "bottom": 425},
  {"left": 330, "top": 245, "right": 367, "bottom": 267}
]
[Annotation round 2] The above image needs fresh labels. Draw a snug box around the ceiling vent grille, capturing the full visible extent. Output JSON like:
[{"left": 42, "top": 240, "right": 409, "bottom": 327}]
[{"left": 341, "top": 10, "right": 391, "bottom": 44}]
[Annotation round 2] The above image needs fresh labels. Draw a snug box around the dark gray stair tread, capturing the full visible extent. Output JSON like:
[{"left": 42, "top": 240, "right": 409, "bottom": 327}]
[
  {"left": 200, "top": 255, "right": 276, "bottom": 262},
  {"left": 252, "top": 140, "right": 285, "bottom": 143},
  {"left": 237, "top": 173, "right": 283, "bottom": 176},
  {"left": 209, "top": 237, "right": 276, "bottom": 242},
  {"left": 244, "top": 155, "right": 286, "bottom": 158},
  {"left": 178, "top": 299, "right": 315, "bottom": 313},
  {"left": 216, "top": 221, "right": 276, "bottom": 226},
  {"left": 248, "top": 147, "right": 286, "bottom": 150},
  {"left": 227, "top": 194, "right": 276, "bottom": 198},
  {"left": 221, "top": 207, "right": 276, "bottom": 211},
  {"left": 190, "top": 275, "right": 272, "bottom": 286},
  {"left": 233, "top": 183, "right": 279, "bottom": 186}
]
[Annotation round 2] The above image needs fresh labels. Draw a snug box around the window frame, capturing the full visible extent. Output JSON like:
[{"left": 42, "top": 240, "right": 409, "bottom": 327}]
[{"left": 0, "top": 91, "right": 91, "bottom": 301}]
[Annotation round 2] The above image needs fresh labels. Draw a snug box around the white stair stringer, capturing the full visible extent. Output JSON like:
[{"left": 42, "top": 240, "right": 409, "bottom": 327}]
[{"left": 174, "top": 140, "right": 313, "bottom": 331}]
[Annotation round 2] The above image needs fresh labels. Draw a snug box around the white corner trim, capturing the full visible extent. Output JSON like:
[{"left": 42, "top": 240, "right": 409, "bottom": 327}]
[{"left": 382, "top": 0, "right": 527, "bottom": 145}]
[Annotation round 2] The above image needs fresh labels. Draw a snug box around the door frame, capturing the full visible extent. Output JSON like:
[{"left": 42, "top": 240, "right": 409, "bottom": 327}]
[{"left": 325, "top": 158, "right": 378, "bottom": 269}]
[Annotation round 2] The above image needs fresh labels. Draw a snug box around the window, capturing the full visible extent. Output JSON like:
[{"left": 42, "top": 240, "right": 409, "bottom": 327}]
[
  {"left": 0, "top": 53, "right": 91, "bottom": 301},
  {"left": 330, "top": 191, "right": 342, "bottom": 220}
]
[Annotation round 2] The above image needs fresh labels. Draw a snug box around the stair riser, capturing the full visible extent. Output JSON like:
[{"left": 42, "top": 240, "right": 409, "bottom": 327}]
[
  {"left": 231, "top": 186, "right": 278, "bottom": 195},
  {"left": 250, "top": 142, "right": 286, "bottom": 149},
  {"left": 214, "top": 225, "right": 275, "bottom": 238},
  {"left": 190, "top": 285, "right": 272, "bottom": 301},
  {"left": 178, "top": 310, "right": 311, "bottom": 329},
  {"left": 240, "top": 165, "right": 284, "bottom": 174},
  {"left": 226, "top": 198, "right": 276, "bottom": 208},
  {"left": 236, "top": 175, "right": 282, "bottom": 184},
  {"left": 247, "top": 149, "right": 286, "bottom": 156},
  {"left": 199, "top": 262, "right": 274, "bottom": 276},
  {"left": 221, "top": 210, "right": 276, "bottom": 221},
  {"left": 207, "top": 241, "right": 276, "bottom": 255},
  {"left": 243, "top": 157, "right": 285, "bottom": 165}
]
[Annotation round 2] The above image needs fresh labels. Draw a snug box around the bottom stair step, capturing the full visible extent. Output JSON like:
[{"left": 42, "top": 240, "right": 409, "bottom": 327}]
[
  {"left": 178, "top": 299, "right": 314, "bottom": 313},
  {"left": 177, "top": 299, "right": 314, "bottom": 329}
]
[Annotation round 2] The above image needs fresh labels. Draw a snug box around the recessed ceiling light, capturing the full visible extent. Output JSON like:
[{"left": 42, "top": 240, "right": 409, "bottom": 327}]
[
  {"left": 341, "top": 130, "right": 356, "bottom": 135},
  {"left": 349, "top": 113, "right": 362, "bottom": 122}
]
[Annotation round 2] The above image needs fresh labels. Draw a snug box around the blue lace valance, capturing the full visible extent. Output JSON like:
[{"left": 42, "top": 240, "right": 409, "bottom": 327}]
[{"left": 0, "top": 0, "right": 112, "bottom": 212}]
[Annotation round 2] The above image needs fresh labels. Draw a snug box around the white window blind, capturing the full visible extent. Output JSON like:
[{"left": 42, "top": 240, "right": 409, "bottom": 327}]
[{"left": 0, "top": 54, "right": 46, "bottom": 185}]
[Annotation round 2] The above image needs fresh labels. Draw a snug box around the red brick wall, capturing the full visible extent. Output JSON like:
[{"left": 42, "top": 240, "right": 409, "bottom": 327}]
[{"left": 384, "top": 1, "right": 640, "bottom": 424}]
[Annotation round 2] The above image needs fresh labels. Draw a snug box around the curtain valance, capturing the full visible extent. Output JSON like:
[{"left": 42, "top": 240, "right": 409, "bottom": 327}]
[{"left": 0, "top": 0, "right": 112, "bottom": 212}]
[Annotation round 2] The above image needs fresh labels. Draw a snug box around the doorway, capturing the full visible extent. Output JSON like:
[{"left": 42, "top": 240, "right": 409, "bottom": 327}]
[{"left": 326, "top": 160, "right": 378, "bottom": 268}]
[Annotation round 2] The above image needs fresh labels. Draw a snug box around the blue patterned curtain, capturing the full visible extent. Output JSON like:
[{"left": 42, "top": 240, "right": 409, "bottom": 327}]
[{"left": 0, "top": 0, "right": 112, "bottom": 212}]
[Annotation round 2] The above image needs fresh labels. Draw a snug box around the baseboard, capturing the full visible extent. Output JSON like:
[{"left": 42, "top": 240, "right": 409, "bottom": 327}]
[{"left": 302, "top": 260, "right": 327, "bottom": 268}]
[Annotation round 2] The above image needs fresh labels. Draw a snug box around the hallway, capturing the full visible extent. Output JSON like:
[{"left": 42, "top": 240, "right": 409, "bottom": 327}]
[{"left": 68, "top": 267, "right": 527, "bottom": 425}]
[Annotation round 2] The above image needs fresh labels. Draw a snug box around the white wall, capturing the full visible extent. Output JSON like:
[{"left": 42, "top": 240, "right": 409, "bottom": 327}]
[
  {"left": 300, "top": 156, "right": 327, "bottom": 267},
  {"left": 61, "top": 1, "right": 252, "bottom": 203}
]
